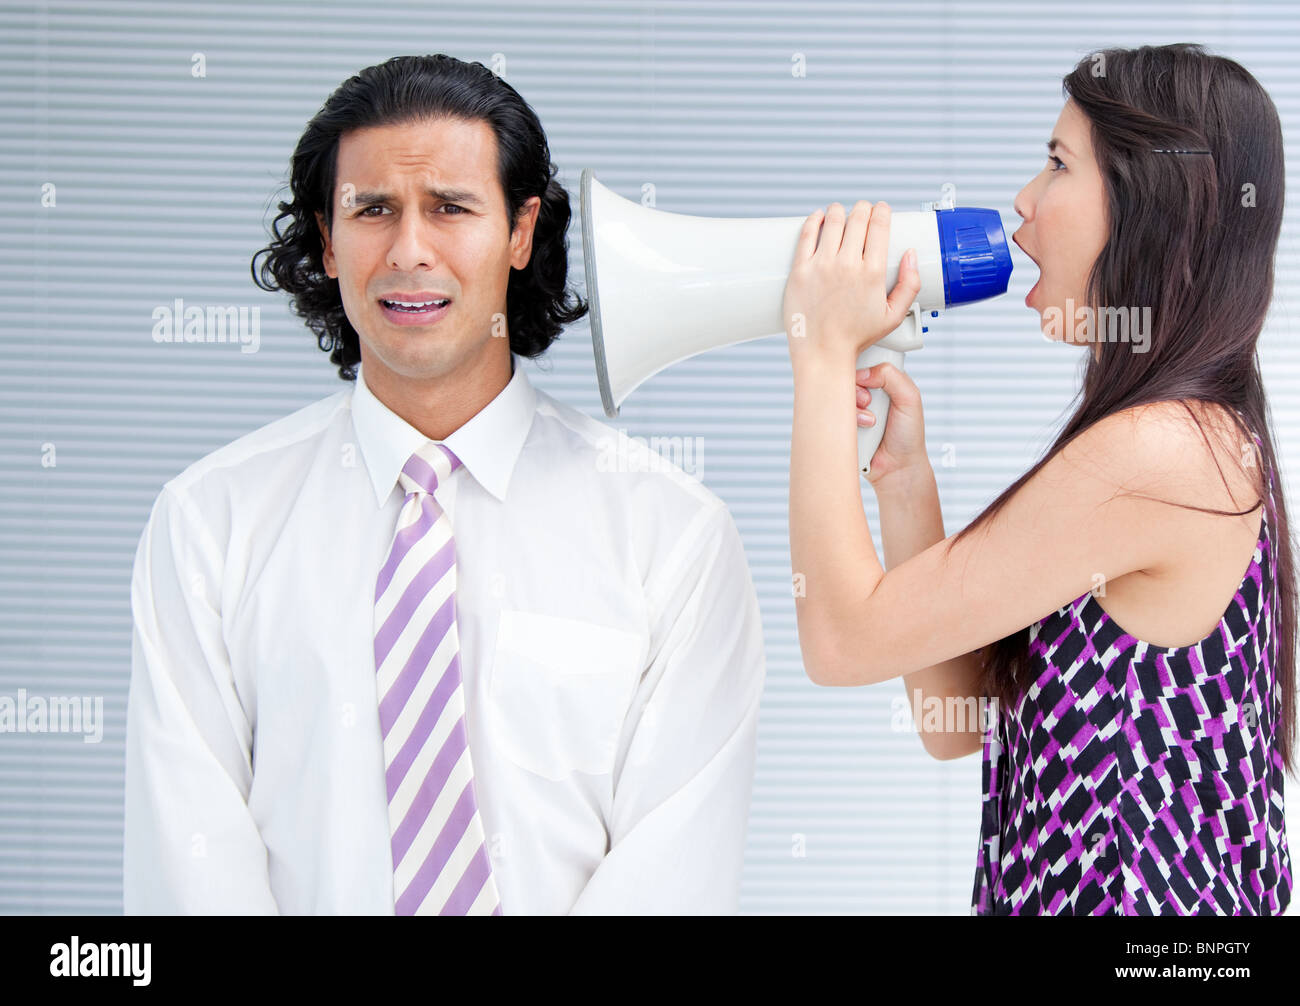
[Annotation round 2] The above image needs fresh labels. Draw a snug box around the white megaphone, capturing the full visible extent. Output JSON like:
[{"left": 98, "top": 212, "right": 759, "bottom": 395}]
[{"left": 579, "top": 168, "right": 1013, "bottom": 475}]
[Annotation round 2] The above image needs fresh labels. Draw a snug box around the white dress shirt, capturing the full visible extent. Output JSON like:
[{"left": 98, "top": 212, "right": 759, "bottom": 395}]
[{"left": 123, "top": 353, "right": 766, "bottom": 915}]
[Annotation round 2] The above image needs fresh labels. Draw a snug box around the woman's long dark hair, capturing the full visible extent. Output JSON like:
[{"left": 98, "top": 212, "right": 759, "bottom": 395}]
[
  {"left": 250, "top": 53, "right": 587, "bottom": 380},
  {"left": 945, "top": 43, "right": 1296, "bottom": 773}
]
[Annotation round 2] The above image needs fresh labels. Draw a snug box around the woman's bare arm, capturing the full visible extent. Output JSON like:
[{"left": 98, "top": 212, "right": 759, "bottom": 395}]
[{"left": 875, "top": 464, "right": 985, "bottom": 760}]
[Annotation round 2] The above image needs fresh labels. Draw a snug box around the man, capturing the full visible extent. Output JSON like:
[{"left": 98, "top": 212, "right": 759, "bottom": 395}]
[{"left": 123, "top": 54, "right": 765, "bottom": 915}]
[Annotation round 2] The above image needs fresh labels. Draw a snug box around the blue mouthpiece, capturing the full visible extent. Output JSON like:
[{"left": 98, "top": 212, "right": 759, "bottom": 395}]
[{"left": 936, "top": 207, "right": 1013, "bottom": 307}]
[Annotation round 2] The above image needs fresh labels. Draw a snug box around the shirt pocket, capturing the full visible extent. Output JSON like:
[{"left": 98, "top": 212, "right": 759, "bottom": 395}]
[{"left": 487, "top": 608, "right": 646, "bottom": 781}]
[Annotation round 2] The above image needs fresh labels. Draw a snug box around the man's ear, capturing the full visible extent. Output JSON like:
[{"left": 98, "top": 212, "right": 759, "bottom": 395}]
[
  {"left": 315, "top": 210, "right": 337, "bottom": 278},
  {"left": 509, "top": 196, "right": 542, "bottom": 270}
]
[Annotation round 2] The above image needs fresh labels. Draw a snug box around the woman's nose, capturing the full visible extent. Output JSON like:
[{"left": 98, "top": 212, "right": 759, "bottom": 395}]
[
  {"left": 1013, "top": 182, "right": 1032, "bottom": 221},
  {"left": 1013, "top": 166, "right": 1048, "bottom": 222}
]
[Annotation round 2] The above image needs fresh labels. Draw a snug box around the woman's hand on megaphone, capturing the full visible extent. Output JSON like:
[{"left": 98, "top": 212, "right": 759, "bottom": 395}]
[
  {"left": 783, "top": 200, "right": 922, "bottom": 368},
  {"left": 856, "top": 361, "right": 929, "bottom": 490}
]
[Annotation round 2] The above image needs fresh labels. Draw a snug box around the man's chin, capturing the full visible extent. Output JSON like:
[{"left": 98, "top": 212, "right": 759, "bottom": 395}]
[
  {"left": 361, "top": 340, "right": 460, "bottom": 381},
  {"left": 360, "top": 331, "right": 501, "bottom": 384}
]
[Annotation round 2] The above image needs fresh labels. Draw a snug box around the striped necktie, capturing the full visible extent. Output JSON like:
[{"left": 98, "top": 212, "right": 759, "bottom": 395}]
[{"left": 373, "top": 440, "right": 502, "bottom": 915}]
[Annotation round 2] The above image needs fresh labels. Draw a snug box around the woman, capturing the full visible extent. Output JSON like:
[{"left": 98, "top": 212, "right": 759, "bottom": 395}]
[{"left": 782, "top": 43, "right": 1293, "bottom": 915}]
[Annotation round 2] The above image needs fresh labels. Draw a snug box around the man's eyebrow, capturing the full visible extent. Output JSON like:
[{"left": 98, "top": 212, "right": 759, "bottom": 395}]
[
  {"left": 350, "top": 187, "right": 485, "bottom": 207},
  {"left": 1047, "top": 138, "right": 1074, "bottom": 157}
]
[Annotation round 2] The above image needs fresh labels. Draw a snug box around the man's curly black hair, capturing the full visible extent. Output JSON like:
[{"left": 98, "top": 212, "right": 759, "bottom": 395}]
[{"left": 250, "top": 53, "right": 588, "bottom": 381}]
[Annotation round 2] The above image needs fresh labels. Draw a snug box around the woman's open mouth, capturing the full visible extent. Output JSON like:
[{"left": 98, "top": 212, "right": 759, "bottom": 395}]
[{"left": 1013, "top": 234, "right": 1041, "bottom": 307}]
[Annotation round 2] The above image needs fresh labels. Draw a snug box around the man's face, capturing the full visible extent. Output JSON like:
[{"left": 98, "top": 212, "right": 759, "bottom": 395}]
[{"left": 316, "top": 116, "right": 539, "bottom": 384}]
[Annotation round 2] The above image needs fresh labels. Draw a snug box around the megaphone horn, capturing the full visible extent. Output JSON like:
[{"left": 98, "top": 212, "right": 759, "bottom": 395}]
[{"left": 579, "top": 168, "right": 1012, "bottom": 475}]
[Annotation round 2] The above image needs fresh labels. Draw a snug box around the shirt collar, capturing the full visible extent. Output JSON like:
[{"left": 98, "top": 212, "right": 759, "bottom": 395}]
[{"left": 351, "top": 353, "right": 536, "bottom": 507}]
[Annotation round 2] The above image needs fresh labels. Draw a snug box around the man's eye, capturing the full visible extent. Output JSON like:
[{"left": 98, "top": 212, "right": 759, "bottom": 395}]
[
  {"left": 355, "top": 204, "right": 465, "bottom": 216},
  {"left": 1049, "top": 156, "right": 1066, "bottom": 172}
]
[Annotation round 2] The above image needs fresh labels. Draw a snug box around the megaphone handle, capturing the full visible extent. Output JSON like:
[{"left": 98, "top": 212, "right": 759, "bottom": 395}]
[{"left": 856, "top": 343, "right": 905, "bottom": 476}]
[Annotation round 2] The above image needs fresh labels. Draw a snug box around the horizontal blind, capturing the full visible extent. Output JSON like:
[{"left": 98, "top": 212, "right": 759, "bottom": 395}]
[{"left": 1, "top": 0, "right": 1296, "bottom": 914}]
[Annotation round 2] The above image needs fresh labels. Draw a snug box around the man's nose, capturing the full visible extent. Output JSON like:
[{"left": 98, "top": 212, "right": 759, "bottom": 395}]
[{"left": 386, "top": 211, "right": 443, "bottom": 271}]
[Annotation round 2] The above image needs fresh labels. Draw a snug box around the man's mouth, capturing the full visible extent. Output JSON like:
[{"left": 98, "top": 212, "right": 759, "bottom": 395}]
[
  {"left": 380, "top": 297, "right": 451, "bottom": 312},
  {"left": 378, "top": 294, "right": 453, "bottom": 325}
]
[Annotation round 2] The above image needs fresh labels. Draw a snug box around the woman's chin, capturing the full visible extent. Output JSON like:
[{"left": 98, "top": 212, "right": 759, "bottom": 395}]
[{"left": 1025, "top": 293, "right": 1056, "bottom": 341}]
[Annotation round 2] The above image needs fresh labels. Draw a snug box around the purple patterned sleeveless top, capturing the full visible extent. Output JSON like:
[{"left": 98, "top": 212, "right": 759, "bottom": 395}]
[{"left": 973, "top": 428, "right": 1291, "bottom": 914}]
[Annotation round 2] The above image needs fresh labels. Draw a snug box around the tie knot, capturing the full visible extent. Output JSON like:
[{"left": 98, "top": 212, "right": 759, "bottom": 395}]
[{"left": 398, "top": 441, "right": 461, "bottom": 497}]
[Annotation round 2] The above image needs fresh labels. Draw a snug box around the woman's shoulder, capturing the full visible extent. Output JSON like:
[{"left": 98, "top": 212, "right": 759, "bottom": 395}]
[{"left": 1092, "top": 399, "right": 1265, "bottom": 514}]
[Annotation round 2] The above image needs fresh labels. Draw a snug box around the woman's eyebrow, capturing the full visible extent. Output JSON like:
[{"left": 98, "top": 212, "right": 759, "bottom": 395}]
[{"left": 1047, "top": 138, "right": 1074, "bottom": 157}]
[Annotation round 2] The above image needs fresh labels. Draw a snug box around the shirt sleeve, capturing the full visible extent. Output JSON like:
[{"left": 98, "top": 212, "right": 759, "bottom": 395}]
[
  {"left": 123, "top": 484, "right": 280, "bottom": 914},
  {"left": 567, "top": 502, "right": 766, "bottom": 914}
]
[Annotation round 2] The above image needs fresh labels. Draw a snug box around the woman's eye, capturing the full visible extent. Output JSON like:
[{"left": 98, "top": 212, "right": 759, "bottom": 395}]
[{"left": 1049, "top": 155, "right": 1066, "bottom": 172}]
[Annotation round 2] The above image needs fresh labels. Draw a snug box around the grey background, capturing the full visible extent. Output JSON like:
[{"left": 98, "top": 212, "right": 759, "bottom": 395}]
[{"left": 1, "top": 0, "right": 1296, "bottom": 914}]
